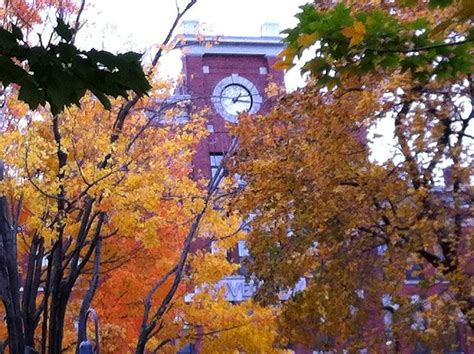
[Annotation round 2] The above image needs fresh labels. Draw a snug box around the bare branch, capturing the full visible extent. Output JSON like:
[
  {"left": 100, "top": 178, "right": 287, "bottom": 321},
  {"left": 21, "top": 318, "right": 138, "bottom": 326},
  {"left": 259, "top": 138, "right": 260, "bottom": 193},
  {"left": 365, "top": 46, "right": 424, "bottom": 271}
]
[
  {"left": 24, "top": 147, "right": 59, "bottom": 201},
  {"left": 71, "top": 0, "right": 86, "bottom": 44},
  {"left": 107, "top": 0, "right": 197, "bottom": 166},
  {"left": 136, "top": 137, "right": 238, "bottom": 352}
]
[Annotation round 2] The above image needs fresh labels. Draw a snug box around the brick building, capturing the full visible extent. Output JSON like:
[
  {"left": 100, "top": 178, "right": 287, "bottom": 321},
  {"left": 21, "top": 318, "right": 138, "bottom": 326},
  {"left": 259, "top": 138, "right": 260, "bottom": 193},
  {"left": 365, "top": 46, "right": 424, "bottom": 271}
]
[
  {"left": 172, "top": 22, "right": 285, "bottom": 353},
  {"left": 176, "top": 21, "right": 284, "bottom": 181},
  {"left": 173, "top": 22, "right": 473, "bottom": 354}
]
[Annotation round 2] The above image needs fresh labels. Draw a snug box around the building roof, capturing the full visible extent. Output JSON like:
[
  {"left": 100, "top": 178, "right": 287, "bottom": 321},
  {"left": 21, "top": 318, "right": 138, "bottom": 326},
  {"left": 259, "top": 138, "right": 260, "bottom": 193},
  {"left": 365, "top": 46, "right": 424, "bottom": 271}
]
[{"left": 175, "top": 21, "right": 285, "bottom": 56}]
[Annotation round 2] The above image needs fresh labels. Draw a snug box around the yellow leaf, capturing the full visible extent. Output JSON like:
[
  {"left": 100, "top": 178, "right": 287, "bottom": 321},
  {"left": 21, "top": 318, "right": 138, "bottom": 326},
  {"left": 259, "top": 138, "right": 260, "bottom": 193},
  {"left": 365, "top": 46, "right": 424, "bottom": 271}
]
[
  {"left": 432, "top": 0, "right": 474, "bottom": 36},
  {"left": 341, "top": 21, "right": 366, "bottom": 47},
  {"left": 277, "top": 47, "right": 297, "bottom": 62},
  {"left": 272, "top": 60, "right": 292, "bottom": 71},
  {"left": 274, "top": 47, "right": 298, "bottom": 71},
  {"left": 297, "top": 32, "right": 320, "bottom": 48}
]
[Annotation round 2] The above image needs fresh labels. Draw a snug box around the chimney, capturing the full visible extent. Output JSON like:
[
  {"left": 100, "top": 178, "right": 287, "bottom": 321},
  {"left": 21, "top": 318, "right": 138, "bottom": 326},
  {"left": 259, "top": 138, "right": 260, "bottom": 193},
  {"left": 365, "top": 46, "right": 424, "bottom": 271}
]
[
  {"left": 260, "top": 23, "right": 280, "bottom": 37},
  {"left": 182, "top": 20, "right": 200, "bottom": 35}
]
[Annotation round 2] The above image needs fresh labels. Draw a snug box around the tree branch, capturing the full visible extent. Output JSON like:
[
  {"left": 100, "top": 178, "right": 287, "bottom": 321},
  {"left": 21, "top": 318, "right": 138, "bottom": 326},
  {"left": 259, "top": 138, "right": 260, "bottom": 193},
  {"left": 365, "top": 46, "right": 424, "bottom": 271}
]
[{"left": 366, "top": 39, "right": 473, "bottom": 54}]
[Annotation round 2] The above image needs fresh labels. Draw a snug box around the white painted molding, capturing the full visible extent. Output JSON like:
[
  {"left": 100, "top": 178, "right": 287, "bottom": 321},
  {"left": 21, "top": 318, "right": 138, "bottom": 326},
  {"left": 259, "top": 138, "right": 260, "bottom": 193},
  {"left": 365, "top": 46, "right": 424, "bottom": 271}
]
[{"left": 211, "top": 74, "right": 262, "bottom": 122}]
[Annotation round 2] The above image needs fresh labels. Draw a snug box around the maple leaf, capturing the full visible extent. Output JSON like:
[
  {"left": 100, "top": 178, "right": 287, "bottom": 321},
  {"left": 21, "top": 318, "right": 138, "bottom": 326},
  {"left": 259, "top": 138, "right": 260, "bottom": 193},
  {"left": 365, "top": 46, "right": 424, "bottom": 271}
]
[
  {"left": 297, "top": 32, "right": 320, "bottom": 49},
  {"left": 273, "top": 47, "right": 298, "bottom": 71},
  {"left": 282, "top": 2, "right": 472, "bottom": 82},
  {"left": 341, "top": 21, "right": 366, "bottom": 47},
  {"left": 231, "top": 1, "right": 474, "bottom": 347}
]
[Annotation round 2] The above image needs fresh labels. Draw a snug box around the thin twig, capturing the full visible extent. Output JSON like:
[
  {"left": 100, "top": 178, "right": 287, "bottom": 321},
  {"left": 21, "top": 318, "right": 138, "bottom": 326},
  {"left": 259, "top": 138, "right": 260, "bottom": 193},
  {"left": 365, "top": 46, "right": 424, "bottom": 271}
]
[
  {"left": 366, "top": 39, "right": 472, "bottom": 54},
  {"left": 71, "top": 0, "right": 86, "bottom": 44}
]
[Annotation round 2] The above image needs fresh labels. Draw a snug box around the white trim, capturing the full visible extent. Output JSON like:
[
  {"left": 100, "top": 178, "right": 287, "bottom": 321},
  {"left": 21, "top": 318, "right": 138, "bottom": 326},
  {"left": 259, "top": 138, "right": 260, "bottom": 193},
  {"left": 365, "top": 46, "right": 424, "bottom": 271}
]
[
  {"left": 178, "top": 34, "right": 284, "bottom": 56},
  {"left": 238, "top": 240, "right": 249, "bottom": 257},
  {"left": 211, "top": 74, "right": 262, "bottom": 122}
]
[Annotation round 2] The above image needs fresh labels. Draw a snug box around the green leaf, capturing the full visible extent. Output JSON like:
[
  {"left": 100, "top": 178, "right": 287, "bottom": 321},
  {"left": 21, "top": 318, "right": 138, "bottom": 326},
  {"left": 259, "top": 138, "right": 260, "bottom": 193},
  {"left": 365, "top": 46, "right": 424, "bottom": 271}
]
[
  {"left": 118, "top": 51, "right": 143, "bottom": 63},
  {"left": 55, "top": 18, "right": 73, "bottom": 42},
  {"left": 0, "top": 19, "right": 150, "bottom": 114},
  {"left": 409, "top": 18, "right": 429, "bottom": 30},
  {"left": 302, "top": 58, "right": 328, "bottom": 76},
  {"left": 396, "top": 0, "right": 418, "bottom": 6},
  {"left": 0, "top": 28, "right": 20, "bottom": 52},
  {"left": 10, "top": 24, "right": 23, "bottom": 41},
  {"left": 56, "top": 43, "right": 78, "bottom": 61},
  {"left": 0, "top": 56, "right": 28, "bottom": 85},
  {"left": 89, "top": 88, "right": 112, "bottom": 110},
  {"left": 429, "top": 0, "right": 453, "bottom": 8},
  {"left": 380, "top": 53, "right": 400, "bottom": 68},
  {"left": 18, "top": 79, "right": 44, "bottom": 109},
  {"left": 87, "top": 49, "right": 119, "bottom": 70}
]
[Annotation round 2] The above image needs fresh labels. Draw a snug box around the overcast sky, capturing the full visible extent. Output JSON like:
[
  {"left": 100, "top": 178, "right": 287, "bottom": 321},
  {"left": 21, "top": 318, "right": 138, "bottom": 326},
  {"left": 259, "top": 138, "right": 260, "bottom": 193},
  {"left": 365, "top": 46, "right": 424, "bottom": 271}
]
[
  {"left": 73, "top": 1, "right": 473, "bottom": 166},
  {"left": 73, "top": 0, "right": 402, "bottom": 162},
  {"left": 79, "top": 0, "right": 307, "bottom": 50},
  {"left": 76, "top": 0, "right": 308, "bottom": 89}
]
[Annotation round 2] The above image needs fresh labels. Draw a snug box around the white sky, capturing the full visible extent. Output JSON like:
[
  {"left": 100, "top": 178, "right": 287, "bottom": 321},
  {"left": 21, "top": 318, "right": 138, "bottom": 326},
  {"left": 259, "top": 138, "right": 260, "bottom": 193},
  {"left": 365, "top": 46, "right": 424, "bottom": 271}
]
[
  {"left": 79, "top": 0, "right": 307, "bottom": 50},
  {"left": 76, "top": 0, "right": 308, "bottom": 89},
  {"left": 74, "top": 0, "right": 400, "bottom": 162},
  {"left": 73, "top": 1, "right": 473, "bottom": 167}
]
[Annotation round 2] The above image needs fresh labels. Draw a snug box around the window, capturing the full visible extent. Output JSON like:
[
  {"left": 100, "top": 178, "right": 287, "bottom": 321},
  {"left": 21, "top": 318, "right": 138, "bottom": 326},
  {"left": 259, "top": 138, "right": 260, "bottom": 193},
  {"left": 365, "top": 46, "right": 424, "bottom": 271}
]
[
  {"left": 238, "top": 240, "right": 249, "bottom": 257},
  {"left": 410, "top": 295, "right": 429, "bottom": 331},
  {"left": 209, "top": 153, "right": 224, "bottom": 179},
  {"left": 376, "top": 243, "right": 388, "bottom": 255},
  {"left": 177, "top": 343, "right": 196, "bottom": 354},
  {"left": 405, "top": 263, "right": 424, "bottom": 284}
]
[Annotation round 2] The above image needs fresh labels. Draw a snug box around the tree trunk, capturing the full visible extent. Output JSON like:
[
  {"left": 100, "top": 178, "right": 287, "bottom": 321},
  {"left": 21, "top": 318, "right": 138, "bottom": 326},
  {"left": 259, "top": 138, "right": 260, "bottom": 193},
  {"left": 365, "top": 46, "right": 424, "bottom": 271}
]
[
  {"left": 76, "top": 232, "right": 102, "bottom": 354},
  {"left": 22, "top": 236, "right": 44, "bottom": 348},
  {"left": 48, "top": 284, "right": 72, "bottom": 354},
  {"left": 0, "top": 163, "right": 24, "bottom": 354}
]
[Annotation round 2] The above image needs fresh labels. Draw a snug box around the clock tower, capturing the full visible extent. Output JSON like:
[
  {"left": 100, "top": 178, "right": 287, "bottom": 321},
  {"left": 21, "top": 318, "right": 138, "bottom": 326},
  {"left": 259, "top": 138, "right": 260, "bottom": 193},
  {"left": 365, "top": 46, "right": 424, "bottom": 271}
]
[{"left": 176, "top": 21, "right": 285, "bottom": 179}]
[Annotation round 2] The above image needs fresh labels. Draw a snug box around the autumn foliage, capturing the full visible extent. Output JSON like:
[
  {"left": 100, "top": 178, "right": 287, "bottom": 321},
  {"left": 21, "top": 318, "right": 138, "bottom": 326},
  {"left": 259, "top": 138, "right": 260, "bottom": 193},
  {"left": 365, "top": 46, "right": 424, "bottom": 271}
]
[
  {"left": 0, "top": 77, "right": 278, "bottom": 352},
  {"left": 0, "top": 1, "right": 276, "bottom": 353},
  {"left": 1, "top": 0, "right": 473, "bottom": 353},
  {"left": 231, "top": 0, "right": 473, "bottom": 351}
]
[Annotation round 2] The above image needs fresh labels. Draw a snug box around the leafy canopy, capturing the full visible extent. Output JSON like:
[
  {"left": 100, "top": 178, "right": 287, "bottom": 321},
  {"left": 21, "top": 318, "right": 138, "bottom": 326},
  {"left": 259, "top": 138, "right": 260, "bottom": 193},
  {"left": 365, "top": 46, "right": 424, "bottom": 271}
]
[
  {"left": 234, "top": 0, "right": 474, "bottom": 350},
  {"left": 277, "top": 0, "right": 473, "bottom": 87},
  {"left": 0, "top": 84, "right": 277, "bottom": 352},
  {"left": 0, "top": 18, "right": 151, "bottom": 114}
]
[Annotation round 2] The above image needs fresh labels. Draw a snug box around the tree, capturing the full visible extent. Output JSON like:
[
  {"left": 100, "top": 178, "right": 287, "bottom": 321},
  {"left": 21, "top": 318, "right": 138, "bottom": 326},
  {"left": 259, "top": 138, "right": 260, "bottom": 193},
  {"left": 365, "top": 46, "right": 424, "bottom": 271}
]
[
  {"left": 231, "top": 0, "right": 473, "bottom": 351},
  {"left": 0, "top": 1, "right": 277, "bottom": 353}
]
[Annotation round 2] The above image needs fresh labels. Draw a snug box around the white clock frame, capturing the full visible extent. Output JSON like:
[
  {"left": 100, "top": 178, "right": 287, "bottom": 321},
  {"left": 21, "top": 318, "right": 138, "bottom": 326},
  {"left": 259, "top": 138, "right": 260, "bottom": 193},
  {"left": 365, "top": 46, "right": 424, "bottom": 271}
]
[{"left": 211, "top": 74, "right": 262, "bottom": 122}]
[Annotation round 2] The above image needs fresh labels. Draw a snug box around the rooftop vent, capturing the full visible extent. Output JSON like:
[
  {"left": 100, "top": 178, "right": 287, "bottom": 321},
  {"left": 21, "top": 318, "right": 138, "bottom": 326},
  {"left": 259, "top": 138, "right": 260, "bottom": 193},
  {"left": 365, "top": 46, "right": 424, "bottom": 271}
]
[{"left": 260, "top": 23, "right": 280, "bottom": 37}]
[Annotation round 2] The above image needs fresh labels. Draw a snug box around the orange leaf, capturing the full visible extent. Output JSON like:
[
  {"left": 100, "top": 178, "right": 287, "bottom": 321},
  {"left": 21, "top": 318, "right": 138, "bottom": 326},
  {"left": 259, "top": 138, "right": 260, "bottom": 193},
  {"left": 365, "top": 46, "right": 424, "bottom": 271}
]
[
  {"left": 297, "top": 32, "right": 320, "bottom": 48},
  {"left": 341, "top": 21, "right": 366, "bottom": 47},
  {"left": 274, "top": 47, "right": 298, "bottom": 71}
]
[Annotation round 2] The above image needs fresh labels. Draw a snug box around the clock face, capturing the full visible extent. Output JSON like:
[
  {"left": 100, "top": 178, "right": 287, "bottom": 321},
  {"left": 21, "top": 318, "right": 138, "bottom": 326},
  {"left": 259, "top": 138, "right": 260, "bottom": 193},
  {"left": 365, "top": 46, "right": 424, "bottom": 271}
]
[
  {"left": 220, "top": 84, "right": 252, "bottom": 116},
  {"left": 212, "top": 75, "right": 262, "bottom": 122}
]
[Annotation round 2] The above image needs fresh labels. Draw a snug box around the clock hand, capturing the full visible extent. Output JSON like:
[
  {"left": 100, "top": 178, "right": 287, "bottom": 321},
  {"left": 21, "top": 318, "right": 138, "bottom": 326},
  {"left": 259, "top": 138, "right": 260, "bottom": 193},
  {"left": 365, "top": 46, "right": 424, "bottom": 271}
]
[{"left": 232, "top": 93, "right": 242, "bottom": 104}]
